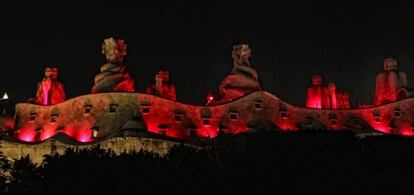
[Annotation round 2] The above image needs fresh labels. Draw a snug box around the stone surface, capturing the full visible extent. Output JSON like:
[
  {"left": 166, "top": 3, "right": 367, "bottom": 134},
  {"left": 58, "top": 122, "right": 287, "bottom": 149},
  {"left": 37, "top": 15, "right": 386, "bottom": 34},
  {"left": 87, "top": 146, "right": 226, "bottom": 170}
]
[
  {"left": 92, "top": 37, "right": 134, "bottom": 93},
  {"left": 9, "top": 91, "right": 414, "bottom": 145},
  {"left": 217, "top": 44, "right": 261, "bottom": 103}
]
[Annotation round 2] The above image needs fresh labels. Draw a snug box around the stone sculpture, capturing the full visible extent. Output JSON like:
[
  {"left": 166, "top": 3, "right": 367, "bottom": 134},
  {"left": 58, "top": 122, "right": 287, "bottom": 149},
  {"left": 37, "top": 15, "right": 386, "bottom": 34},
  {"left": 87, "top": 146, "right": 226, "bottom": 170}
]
[
  {"left": 306, "top": 76, "right": 350, "bottom": 109},
  {"left": 218, "top": 44, "right": 261, "bottom": 102},
  {"left": 306, "top": 75, "right": 330, "bottom": 109},
  {"left": 146, "top": 70, "right": 176, "bottom": 100},
  {"left": 374, "top": 57, "right": 412, "bottom": 105},
  {"left": 328, "top": 83, "right": 350, "bottom": 109},
  {"left": 34, "top": 67, "right": 66, "bottom": 105},
  {"left": 92, "top": 37, "right": 135, "bottom": 93}
]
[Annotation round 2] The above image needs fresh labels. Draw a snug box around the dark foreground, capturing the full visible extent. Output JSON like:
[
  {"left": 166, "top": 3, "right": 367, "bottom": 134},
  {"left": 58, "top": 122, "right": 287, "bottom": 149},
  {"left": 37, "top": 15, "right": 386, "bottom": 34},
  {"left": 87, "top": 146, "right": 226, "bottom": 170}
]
[{"left": 2, "top": 130, "right": 414, "bottom": 194}]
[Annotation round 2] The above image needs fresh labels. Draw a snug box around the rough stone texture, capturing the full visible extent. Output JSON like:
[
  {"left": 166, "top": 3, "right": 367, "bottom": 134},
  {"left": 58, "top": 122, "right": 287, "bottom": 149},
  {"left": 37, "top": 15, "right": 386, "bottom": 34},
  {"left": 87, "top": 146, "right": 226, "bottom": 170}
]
[
  {"left": 6, "top": 91, "right": 414, "bottom": 145},
  {"left": 92, "top": 37, "right": 134, "bottom": 93},
  {"left": 34, "top": 67, "right": 66, "bottom": 105},
  {"left": 0, "top": 137, "right": 177, "bottom": 164},
  {"left": 146, "top": 70, "right": 176, "bottom": 100},
  {"left": 216, "top": 44, "right": 261, "bottom": 103},
  {"left": 374, "top": 57, "right": 412, "bottom": 105},
  {"left": 14, "top": 93, "right": 141, "bottom": 143}
]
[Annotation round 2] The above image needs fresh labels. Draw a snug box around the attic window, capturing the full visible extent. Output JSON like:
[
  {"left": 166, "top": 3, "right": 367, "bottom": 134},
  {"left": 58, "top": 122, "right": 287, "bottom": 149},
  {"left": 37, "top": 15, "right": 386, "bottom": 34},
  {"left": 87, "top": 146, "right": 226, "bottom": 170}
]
[
  {"left": 83, "top": 105, "right": 92, "bottom": 114},
  {"left": 280, "top": 111, "right": 288, "bottom": 119},
  {"left": 50, "top": 113, "right": 58, "bottom": 123},
  {"left": 141, "top": 105, "right": 151, "bottom": 114},
  {"left": 200, "top": 107, "right": 212, "bottom": 126},
  {"left": 253, "top": 100, "right": 263, "bottom": 110},
  {"left": 109, "top": 104, "right": 118, "bottom": 113},
  {"left": 229, "top": 111, "right": 239, "bottom": 121},
  {"left": 202, "top": 118, "right": 211, "bottom": 126},
  {"left": 329, "top": 113, "right": 338, "bottom": 126},
  {"left": 372, "top": 110, "right": 381, "bottom": 123},
  {"left": 174, "top": 113, "right": 184, "bottom": 123},
  {"left": 331, "top": 120, "right": 337, "bottom": 126},
  {"left": 393, "top": 108, "right": 401, "bottom": 118},
  {"left": 279, "top": 104, "right": 288, "bottom": 119},
  {"left": 29, "top": 113, "right": 37, "bottom": 122}
]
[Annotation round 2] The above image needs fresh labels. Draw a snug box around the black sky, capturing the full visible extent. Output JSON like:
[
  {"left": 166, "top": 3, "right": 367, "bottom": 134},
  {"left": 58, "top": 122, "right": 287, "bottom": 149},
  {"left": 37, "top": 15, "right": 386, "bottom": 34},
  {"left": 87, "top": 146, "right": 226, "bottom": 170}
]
[{"left": 1, "top": 1, "right": 414, "bottom": 106}]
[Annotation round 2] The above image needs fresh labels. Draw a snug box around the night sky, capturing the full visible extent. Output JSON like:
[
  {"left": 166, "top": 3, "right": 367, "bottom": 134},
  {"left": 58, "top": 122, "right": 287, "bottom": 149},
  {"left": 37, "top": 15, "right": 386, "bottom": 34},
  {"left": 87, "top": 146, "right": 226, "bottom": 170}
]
[{"left": 2, "top": 1, "right": 414, "bottom": 106}]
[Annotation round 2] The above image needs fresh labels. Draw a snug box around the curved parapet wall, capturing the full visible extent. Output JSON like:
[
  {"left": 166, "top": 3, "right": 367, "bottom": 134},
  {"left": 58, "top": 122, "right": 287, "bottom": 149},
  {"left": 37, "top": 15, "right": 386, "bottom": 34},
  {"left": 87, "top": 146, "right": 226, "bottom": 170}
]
[{"left": 10, "top": 91, "right": 414, "bottom": 143}]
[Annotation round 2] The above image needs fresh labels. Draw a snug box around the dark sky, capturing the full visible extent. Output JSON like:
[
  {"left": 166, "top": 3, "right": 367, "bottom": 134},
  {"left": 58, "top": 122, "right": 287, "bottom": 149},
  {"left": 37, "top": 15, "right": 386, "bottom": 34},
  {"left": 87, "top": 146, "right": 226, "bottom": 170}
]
[{"left": 1, "top": 1, "right": 414, "bottom": 106}]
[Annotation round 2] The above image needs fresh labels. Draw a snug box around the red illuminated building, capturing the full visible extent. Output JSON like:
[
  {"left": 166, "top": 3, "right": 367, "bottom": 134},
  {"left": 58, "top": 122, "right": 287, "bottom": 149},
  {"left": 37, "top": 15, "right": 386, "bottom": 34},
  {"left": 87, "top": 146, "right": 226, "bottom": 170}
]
[{"left": 1, "top": 39, "right": 414, "bottom": 145}]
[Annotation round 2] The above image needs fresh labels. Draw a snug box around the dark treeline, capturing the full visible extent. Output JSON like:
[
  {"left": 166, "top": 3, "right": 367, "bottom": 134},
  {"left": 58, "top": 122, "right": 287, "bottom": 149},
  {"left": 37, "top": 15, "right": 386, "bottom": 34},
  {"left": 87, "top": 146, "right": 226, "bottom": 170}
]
[{"left": 2, "top": 130, "right": 414, "bottom": 194}]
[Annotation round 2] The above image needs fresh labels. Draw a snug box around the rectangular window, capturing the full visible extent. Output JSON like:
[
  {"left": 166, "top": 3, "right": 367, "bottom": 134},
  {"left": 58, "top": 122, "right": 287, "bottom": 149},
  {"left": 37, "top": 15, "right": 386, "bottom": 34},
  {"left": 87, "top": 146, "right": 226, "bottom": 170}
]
[
  {"left": 29, "top": 113, "right": 37, "bottom": 122},
  {"left": 202, "top": 118, "right": 211, "bottom": 126},
  {"left": 83, "top": 105, "right": 92, "bottom": 114},
  {"left": 50, "top": 114, "right": 58, "bottom": 123},
  {"left": 393, "top": 109, "right": 401, "bottom": 118},
  {"left": 230, "top": 112, "right": 239, "bottom": 121},
  {"left": 141, "top": 105, "right": 150, "bottom": 114},
  {"left": 109, "top": 104, "right": 118, "bottom": 113},
  {"left": 280, "top": 111, "right": 288, "bottom": 119},
  {"left": 254, "top": 100, "right": 263, "bottom": 110}
]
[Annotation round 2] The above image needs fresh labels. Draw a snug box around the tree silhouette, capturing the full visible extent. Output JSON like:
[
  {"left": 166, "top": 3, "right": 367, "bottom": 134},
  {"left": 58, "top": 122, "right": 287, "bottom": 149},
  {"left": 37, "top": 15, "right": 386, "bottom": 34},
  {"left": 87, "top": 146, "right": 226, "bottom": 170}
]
[
  {"left": 2, "top": 131, "right": 414, "bottom": 194},
  {"left": 7, "top": 155, "right": 41, "bottom": 194},
  {"left": 0, "top": 148, "right": 12, "bottom": 193}
]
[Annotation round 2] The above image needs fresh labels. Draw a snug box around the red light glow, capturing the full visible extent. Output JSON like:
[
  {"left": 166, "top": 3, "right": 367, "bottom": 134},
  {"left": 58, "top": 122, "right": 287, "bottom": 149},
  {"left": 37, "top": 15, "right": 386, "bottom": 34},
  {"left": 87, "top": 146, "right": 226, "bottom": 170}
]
[
  {"left": 40, "top": 126, "right": 55, "bottom": 141},
  {"left": 77, "top": 129, "right": 93, "bottom": 143},
  {"left": 198, "top": 126, "right": 218, "bottom": 138},
  {"left": 17, "top": 129, "right": 36, "bottom": 142},
  {"left": 371, "top": 123, "right": 391, "bottom": 134},
  {"left": 397, "top": 124, "right": 414, "bottom": 136}
]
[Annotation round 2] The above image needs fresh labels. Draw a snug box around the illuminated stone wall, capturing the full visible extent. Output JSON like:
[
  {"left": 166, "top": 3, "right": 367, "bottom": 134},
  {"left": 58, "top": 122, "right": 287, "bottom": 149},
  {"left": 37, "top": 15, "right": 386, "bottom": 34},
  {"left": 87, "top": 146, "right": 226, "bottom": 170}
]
[{"left": 9, "top": 91, "right": 414, "bottom": 145}]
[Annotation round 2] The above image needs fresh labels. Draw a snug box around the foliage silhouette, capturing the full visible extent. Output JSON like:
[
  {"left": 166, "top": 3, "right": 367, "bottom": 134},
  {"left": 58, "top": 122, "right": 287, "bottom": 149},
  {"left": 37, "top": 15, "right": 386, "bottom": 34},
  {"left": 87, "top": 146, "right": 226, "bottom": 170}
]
[{"left": 1, "top": 131, "right": 414, "bottom": 194}]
